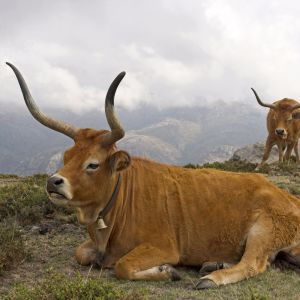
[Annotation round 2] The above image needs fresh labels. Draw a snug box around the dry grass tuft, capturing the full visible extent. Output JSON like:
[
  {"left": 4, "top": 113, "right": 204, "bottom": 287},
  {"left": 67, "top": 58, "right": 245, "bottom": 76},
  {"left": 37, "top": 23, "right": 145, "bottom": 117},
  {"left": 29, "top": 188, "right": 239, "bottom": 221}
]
[{"left": 0, "top": 222, "right": 27, "bottom": 274}]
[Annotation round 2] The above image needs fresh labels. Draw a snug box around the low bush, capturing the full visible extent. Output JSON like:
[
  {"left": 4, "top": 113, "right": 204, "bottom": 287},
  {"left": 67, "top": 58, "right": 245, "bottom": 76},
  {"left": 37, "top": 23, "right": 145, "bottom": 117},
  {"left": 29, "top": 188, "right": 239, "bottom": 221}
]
[
  {"left": 0, "top": 175, "right": 50, "bottom": 225},
  {"left": 0, "top": 221, "right": 27, "bottom": 274},
  {"left": 4, "top": 273, "right": 123, "bottom": 300},
  {"left": 184, "top": 160, "right": 258, "bottom": 173},
  {"left": 276, "top": 161, "right": 300, "bottom": 174},
  {"left": 0, "top": 174, "right": 72, "bottom": 226}
]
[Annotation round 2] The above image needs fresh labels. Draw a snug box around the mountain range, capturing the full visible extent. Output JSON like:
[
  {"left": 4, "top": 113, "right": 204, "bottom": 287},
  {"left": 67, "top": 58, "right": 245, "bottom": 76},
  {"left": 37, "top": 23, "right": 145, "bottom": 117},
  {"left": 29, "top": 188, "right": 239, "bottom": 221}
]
[{"left": 0, "top": 102, "right": 267, "bottom": 175}]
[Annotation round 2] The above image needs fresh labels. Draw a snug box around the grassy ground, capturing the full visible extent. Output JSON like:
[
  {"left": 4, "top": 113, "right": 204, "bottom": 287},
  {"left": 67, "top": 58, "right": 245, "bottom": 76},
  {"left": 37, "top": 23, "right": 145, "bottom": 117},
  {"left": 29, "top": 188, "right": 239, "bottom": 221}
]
[{"left": 0, "top": 164, "right": 300, "bottom": 299}]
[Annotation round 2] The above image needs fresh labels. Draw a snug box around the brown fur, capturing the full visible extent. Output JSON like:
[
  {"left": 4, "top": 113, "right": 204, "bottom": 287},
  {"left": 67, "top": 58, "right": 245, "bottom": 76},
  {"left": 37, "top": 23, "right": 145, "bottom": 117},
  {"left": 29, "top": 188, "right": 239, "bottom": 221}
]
[
  {"left": 55, "top": 129, "right": 300, "bottom": 287},
  {"left": 10, "top": 61, "right": 300, "bottom": 287},
  {"left": 259, "top": 99, "right": 300, "bottom": 166}
]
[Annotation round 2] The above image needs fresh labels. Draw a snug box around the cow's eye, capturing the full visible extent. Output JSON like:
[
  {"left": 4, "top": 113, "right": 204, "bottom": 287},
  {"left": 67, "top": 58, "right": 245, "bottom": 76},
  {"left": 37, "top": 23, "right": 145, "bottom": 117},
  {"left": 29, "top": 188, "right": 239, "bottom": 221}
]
[{"left": 87, "top": 163, "right": 100, "bottom": 170}]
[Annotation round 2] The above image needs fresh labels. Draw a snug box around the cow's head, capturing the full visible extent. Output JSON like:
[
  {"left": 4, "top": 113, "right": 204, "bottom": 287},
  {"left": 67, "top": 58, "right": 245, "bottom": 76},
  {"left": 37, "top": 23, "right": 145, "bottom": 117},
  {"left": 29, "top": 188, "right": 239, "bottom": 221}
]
[
  {"left": 251, "top": 88, "right": 300, "bottom": 139},
  {"left": 7, "top": 63, "right": 131, "bottom": 224}
]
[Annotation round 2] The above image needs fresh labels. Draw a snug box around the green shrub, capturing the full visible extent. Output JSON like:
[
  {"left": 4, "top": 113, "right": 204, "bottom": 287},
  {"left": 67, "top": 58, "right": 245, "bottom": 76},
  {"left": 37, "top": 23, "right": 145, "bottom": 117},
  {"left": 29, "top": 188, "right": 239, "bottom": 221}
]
[
  {"left": 0, "top": 175, "right": 49, "bottom": 225},
  {"left": 277, "top": 161, "right": 300, "bottom": 174},
  {"left": 0, "top": 174, "right": 71, "bottom": 226},
  {"left": 183, "top": 163, "right": 200, "bottom": 169},
  {"left": 184, "top": 160, "right": 258, "bottom": 173},
  {"left": 0, "top": 174, "right": 19, "bottom": 179},
  {"left": 0, "top": 221, "right": 27, "bottom": 274},
  {"left": 4, "top": 273, "right": 123, "bottom": 300}
]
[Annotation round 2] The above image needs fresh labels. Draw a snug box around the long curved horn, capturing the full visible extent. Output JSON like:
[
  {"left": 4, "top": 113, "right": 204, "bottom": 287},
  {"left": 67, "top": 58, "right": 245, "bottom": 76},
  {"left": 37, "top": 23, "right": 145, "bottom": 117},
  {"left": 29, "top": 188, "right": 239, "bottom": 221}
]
[
  {"left": 6, "top": 62, "right": 79, "bottom": 138},
  {"left": 291, "top": 103, "right": 300, "bottom": 111},
  {"left": 251, "top": 88, "right": 275, "bottom": 109},
  {"left": 101, "top": 71, "right": 126, "bottom": 146}
]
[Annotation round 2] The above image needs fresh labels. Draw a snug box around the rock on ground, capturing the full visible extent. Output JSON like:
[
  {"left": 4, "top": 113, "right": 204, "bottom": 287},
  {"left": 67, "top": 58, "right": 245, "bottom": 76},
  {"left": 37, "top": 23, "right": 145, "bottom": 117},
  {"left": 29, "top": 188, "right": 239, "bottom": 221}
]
[{"left": 231, "top": 141, "right": 278, "bottom": 164}]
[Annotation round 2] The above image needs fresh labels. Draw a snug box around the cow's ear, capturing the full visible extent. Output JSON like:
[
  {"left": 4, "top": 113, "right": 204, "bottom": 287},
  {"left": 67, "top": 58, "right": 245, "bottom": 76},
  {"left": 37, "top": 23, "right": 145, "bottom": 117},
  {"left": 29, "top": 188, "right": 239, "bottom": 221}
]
[
  {"left": 292, "top": 112, "right": 300, "bottom": 119},
  {"left": 109, "top": 151, "right": 131, "bottom": 173}
]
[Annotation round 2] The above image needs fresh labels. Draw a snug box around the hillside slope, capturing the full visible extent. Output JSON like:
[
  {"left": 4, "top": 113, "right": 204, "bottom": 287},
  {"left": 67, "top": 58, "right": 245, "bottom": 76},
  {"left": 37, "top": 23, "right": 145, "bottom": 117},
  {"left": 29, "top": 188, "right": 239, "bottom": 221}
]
[
  {"left": 0, "top": 102, "right": 267, "bottom": 174},
  {"left": 1, "top": 162, "right": 300, "bottom": 299}
]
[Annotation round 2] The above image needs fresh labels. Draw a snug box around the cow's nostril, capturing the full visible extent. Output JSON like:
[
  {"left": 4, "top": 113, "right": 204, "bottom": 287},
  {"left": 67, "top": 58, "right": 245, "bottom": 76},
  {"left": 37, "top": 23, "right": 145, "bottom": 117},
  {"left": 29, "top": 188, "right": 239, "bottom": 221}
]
[
  {"left": 275, "top": 129, "right": 285, "bottom": 135},
  {"left": 54, "top": 178, "right": 64, "bottom": 186},
  {"left": 46, "top": 176, "right": 66, "bottom": 198}
]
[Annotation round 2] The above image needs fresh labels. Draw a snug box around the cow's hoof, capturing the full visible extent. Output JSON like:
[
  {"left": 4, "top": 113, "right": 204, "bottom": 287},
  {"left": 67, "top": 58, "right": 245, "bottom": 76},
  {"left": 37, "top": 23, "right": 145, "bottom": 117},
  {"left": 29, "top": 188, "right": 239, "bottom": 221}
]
[
  {"left": 195, "top": 279, "right": 217, "bottom": 290},
  {"left": 169, "top": 268, "right": 182, "bottom": 281},
  {"left": 158, "top": 265, "right": 182, "bottom": 281},
  {"left": 91, "top": 251, "right": 104, "bottom": 268}
]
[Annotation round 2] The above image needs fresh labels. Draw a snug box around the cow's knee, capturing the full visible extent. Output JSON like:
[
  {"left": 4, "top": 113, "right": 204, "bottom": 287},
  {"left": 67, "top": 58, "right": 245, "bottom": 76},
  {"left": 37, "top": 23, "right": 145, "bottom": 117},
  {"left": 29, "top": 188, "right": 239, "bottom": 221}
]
[
  {"left": 114, "top": 243, "right": 180, "bottom": 281},
  {"left": 115, "top": 261, "right": 180, "bottom": 281},
  {"left": 75, "top": 239, "right": 103, "bottom": 266},
  {"left": 115, "top": 259, "right": 134, "bottom": 279}
]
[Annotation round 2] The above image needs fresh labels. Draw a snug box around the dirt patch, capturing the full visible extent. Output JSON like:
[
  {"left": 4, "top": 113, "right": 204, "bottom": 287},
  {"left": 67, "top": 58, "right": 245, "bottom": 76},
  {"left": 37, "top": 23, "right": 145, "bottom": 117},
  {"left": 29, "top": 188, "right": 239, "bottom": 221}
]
[{"left": 1, "top": 220, "right": 86, "bottom": 289}]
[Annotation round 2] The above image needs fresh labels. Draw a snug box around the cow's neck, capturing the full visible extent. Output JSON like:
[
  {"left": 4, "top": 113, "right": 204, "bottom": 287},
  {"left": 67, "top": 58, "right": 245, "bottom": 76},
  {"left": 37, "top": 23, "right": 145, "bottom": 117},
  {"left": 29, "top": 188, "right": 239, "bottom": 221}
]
[
  {"left": 88, "top": 157, "right": 177, "bottom": 258},
  {"left": 85, "top": 173, "right": 123, "bottom": 251},
  {"left": 96, "top": 174, "right": 122, "bottom": 229}
]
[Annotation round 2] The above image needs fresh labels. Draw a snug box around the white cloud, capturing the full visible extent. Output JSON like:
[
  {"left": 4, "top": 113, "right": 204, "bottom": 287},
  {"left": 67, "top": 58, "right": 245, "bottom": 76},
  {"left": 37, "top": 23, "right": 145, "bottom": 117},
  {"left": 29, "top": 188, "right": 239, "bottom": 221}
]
[{"left": 1, "top": 0, "right": 300, "bottom": 112}]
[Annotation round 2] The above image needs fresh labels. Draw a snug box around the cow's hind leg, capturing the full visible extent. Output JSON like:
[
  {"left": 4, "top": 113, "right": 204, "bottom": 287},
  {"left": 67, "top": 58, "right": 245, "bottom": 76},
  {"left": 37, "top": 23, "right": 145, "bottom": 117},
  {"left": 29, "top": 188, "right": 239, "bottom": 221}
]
[
  {"left": 75, "top": 239, "right": 103, "bottom": 267},
  {"left": 288, "top": 244, "right": 300, "bottom": 257},
  {"left": 115, "top": 243, "right": 180, "bottom": 281},
  {"left": 290, "top": 245, "right": 300, "bottom": 269},
  {"left": 196, "top": 215, "right": 273, "bottom": 289}
]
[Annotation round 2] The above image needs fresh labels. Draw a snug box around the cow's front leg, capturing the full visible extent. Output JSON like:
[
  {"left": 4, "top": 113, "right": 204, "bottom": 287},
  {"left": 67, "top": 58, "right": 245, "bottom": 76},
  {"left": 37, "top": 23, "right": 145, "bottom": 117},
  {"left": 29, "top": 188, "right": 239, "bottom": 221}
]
[
  {"left": 278, "top": 141, "right": 285, "bottom": 162},
  {"left": 195, "top": 213, "right": 274, "bottom": 289},
  {"left": 256, "top": 136, "right": 275, "bottom": 169},
  {"left": 294, "top": 141, "right": 299, "bottom": 163},
  {"left": 75, "top": 239, "right": 103, "bottom": 267},
  {"left": 283, "top": 142, "right": 294, "bottom": 162},
  {"left": 115, "top": 243, "right": 180, "bottom": 281}
]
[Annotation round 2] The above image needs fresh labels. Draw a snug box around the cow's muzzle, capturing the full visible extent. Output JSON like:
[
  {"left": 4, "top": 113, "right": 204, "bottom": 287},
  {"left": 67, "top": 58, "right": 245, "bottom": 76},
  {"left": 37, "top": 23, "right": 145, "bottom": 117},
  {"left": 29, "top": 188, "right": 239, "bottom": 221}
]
[
  {"left": 275, "top": 128, "right": 287, "bottom": 139},
  {"left": 46, "top": 174, "right": 72, "bottom": 205}
]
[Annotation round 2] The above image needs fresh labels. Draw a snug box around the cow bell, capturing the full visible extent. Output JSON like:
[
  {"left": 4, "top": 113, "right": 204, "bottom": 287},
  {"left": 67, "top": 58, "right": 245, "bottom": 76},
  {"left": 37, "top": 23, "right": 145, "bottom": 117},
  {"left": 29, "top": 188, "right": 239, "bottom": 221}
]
[{"left": 97, "top": 217, "right": 108, "bottom": 230}]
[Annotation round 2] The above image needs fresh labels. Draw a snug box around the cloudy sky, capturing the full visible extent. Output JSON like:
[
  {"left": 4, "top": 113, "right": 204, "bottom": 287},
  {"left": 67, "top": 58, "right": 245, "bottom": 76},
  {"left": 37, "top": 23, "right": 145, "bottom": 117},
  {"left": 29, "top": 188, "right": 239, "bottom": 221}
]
[{"left": 1, "top": 0, "right": 300, "bottom": 113}]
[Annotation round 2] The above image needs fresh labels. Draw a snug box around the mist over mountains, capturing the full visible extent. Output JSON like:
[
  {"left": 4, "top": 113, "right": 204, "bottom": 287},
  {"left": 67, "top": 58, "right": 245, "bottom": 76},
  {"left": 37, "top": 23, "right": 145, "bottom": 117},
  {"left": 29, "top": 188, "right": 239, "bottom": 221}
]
[{"left": 0, "top": 102, "right": 267, "bottom": 175}]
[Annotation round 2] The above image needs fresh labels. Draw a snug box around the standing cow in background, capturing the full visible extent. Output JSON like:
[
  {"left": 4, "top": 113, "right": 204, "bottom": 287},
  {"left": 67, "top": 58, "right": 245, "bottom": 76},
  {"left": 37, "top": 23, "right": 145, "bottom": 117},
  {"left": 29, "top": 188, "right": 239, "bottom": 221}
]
[
  {"left": 251, "top": 88, "right": 300, "bottom": 167},
  {"left": 7, "top": 63, "right": 300, "bottom": 289}
]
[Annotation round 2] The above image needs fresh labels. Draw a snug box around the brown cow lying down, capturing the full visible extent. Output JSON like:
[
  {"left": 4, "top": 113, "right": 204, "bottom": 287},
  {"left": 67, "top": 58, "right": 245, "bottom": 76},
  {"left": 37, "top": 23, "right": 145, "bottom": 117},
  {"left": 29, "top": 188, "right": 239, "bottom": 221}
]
[{"left": 7, "top": 62, "right": 300, "bottom": 289}]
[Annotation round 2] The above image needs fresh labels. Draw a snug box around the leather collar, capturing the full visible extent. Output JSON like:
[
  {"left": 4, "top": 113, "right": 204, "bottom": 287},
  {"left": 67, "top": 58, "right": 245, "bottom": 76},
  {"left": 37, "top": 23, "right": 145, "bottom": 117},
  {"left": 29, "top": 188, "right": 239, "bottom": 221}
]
[{"left": 96, "top": 174, "right": 122, "bottom": 229}]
